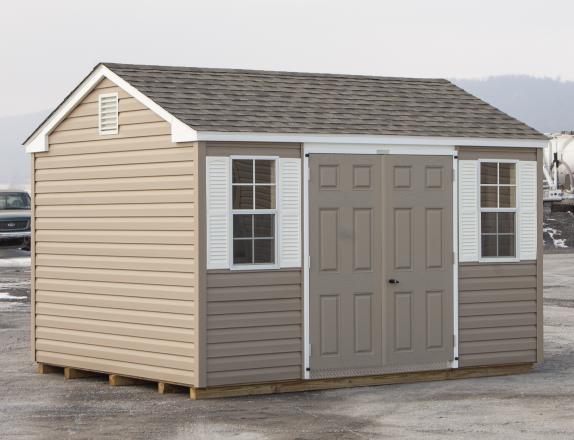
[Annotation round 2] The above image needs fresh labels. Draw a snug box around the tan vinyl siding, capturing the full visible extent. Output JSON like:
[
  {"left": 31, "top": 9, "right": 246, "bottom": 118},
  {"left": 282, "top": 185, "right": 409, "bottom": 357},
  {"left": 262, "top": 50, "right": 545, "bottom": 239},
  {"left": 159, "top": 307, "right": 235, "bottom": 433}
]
[
  {"left": 205, "top": 270, "right": 303, "bottom": 386},
  {"left": 458, "top": 262, "right": 538, "bottom": 367},
  {"left": 33, "top": 78, "right": 196, "bottom": 386}
]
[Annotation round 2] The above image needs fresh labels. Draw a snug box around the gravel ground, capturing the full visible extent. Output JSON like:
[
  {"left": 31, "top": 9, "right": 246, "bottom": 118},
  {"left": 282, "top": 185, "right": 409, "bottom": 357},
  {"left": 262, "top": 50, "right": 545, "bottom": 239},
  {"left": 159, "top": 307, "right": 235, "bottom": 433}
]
[{"left": 1, "top": 253, "right": 574, "bottom": 439}]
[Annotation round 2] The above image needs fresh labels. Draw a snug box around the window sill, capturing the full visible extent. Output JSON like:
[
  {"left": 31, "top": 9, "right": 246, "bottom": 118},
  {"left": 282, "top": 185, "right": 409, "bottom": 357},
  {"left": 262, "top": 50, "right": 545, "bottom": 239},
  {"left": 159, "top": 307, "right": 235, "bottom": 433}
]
[
  {"left": 478, "top": 257, "right": 520, "bottom": 263},
  {"left": 230, "top": 264, "right": 280, "bottom": 271}
]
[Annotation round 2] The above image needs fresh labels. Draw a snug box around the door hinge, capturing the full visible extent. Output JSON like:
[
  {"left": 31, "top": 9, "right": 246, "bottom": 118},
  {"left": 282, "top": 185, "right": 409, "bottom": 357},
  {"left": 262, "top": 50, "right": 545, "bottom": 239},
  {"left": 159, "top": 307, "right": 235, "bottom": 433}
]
[
  {"left": 308, "top": 256, "right": 311, "bottom": 269},
  {"left": 308, "top": 343, "right": 312, "bottom": 356},
  {"left": 453, "top": 334, "right": 457, "bottom": 348},
  {"left": 452, "top": 168, "right": 456, "bottom": 182}
]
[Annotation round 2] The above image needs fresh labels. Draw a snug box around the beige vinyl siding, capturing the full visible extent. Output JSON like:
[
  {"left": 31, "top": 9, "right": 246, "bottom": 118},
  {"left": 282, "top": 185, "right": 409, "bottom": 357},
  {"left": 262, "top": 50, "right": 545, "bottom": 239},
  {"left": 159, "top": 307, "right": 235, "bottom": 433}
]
[
  {"left": 33, "top": 78, "right": 196, "bottom": 386},
  {"left": 458, "top": 262, "right": 538, "bottom": 367},
  {"left": 205, "top": 270, "right": 303, "bottom": 386}
]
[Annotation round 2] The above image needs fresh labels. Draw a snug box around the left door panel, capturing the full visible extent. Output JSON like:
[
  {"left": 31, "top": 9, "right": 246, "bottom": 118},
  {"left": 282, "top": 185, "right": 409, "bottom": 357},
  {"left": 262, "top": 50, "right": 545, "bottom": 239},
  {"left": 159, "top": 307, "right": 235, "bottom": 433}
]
[{"left": 309, "top": 154, "right": 383, "bottom": 376}]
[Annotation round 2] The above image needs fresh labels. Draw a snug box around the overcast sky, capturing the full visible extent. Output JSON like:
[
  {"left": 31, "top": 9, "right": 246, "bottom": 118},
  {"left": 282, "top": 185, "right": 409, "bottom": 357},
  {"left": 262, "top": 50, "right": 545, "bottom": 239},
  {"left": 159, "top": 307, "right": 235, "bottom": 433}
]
[{"left": 1, "top": 0, "right": 572, "bottom": 119}]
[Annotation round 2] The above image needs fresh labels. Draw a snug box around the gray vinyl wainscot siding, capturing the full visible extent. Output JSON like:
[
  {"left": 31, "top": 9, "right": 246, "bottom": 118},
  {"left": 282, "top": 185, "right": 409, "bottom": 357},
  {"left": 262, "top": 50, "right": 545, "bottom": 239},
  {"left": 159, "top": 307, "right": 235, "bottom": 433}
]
[
  {"left": 33, "top": 78, "right": 197, "bottom": 385},
  {"left": 458, "top": 262, "right": 538, "bottom": 367},
  {"left": 205, "top": 270, "right": 303, "bottom": 386}
]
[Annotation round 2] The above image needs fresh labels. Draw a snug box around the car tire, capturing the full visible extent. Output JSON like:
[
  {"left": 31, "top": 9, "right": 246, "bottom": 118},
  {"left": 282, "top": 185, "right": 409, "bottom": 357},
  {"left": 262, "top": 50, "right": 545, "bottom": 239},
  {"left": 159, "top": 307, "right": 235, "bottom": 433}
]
[{"left": 20, "top": 239, "right": 31, "bottom": 252}]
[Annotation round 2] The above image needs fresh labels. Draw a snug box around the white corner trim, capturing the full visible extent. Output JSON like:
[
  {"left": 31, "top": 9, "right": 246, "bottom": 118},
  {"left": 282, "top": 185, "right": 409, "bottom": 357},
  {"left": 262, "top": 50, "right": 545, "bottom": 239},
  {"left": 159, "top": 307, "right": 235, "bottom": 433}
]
[
  {"left": 24, "top": 65, "right": 197, "bottom": 153},
  {"left": 196, "top": 131, "right": 545, "bottom": 149}
]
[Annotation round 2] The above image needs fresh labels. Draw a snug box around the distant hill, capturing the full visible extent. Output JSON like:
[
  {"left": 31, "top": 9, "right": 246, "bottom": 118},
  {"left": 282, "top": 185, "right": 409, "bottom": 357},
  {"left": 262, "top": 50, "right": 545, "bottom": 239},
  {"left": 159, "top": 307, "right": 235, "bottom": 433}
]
[{"left": 453, "top": 76, "right": 574, "bottom": 134}]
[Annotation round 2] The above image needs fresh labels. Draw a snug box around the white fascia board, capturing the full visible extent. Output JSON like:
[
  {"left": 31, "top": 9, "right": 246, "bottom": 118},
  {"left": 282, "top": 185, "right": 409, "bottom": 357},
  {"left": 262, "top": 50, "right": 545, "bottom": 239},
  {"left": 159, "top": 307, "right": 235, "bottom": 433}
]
[
  {"left": 195, "top": 131, "right": 545, "bottom": 149},
  {"left": 24, "top": 65, "right": 197, "bottom": 153},
  {"left": 304, "top": 143, "right": 455, "bottom": 156}
]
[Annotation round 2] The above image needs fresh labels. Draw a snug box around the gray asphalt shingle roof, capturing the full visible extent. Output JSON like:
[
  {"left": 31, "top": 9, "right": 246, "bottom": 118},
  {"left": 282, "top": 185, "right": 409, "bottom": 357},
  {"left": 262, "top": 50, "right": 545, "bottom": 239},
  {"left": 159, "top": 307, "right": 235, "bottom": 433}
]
[{"left": 104, "top": 63, "right": 543, "bottom": 140}]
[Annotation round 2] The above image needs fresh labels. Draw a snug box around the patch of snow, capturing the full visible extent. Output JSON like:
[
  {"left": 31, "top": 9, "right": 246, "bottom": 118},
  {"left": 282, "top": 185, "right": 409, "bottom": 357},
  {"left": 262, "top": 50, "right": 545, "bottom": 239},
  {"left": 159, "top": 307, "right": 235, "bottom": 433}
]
[
  {"left": 0, "top": 281, "right": 29, "bottom": 290},
  {"left": 544, "top": 226, "right": 569, "bottom": 249},
  {"left": 0, "top": 292, "right": 27, "bottom": 301},
  {"left": 0, "top": 257, "right": 30, "bottom": 268}
]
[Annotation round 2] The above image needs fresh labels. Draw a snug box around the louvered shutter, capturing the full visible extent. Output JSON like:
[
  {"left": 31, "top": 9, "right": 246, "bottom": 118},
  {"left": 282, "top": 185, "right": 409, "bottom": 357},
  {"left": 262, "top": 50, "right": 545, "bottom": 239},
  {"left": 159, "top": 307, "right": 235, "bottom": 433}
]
[
  {"left": 206, "top": 156, "right": 230, "bottom": 269},
  {"left": 458, "top": 160, "right": 479, "bottom": 262},
  {"left": 518, "top": 161, "right": 538, "bottom": 260},
  {"left": 279, "top": 158, "right": 302, "bottom": 267},
  {"left": 99, "top": 93, "right": 118, "bottom": 135}
]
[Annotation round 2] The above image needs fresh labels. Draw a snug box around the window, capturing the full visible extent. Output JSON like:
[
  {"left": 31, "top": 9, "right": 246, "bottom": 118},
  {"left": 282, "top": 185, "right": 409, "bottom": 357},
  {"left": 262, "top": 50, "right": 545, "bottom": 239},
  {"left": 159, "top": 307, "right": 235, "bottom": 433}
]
[
  {"left": 0, "top": 192, "right": 30, "bottom": 210},
  {"left": 231, "top": 158, "right": 277, "bottom": 266},
  {"left": 480, "top": 161, "right": 517, "bottom": 258},
  {"left": 99, "top": 93, "right": 118, "bottom": 135}
]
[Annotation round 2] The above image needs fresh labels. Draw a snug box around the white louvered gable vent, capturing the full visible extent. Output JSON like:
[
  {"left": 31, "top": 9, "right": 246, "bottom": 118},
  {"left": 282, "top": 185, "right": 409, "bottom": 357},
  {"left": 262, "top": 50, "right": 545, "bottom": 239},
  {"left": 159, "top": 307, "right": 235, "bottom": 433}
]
[
  {"left": 279, "top": 158, "right": 302, "bottom": 267},
  {"left": 99, "top": 93, "right": 119, "bottom": 135}
]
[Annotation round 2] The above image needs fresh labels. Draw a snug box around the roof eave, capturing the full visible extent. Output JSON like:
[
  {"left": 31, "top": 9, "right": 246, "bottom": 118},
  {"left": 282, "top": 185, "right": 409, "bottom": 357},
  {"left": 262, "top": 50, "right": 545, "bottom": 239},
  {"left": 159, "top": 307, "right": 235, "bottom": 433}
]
[{"left": 194, "top": 130, "right": 547, "bottom": 148}]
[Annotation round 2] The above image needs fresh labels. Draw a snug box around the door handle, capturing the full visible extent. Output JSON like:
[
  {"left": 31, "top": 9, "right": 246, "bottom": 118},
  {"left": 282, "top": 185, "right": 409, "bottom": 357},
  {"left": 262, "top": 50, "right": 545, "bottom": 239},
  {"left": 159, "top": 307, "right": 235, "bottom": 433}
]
[{"left": 388, "top": 279, "right": 400, "bottom": 284}]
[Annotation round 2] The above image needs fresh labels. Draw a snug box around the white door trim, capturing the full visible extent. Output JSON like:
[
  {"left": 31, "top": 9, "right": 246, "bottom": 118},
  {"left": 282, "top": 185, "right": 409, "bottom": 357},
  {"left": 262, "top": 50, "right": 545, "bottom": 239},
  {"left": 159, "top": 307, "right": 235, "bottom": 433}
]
[
  {"left": 302, "top": 145, "right": 459, "bottom": 379},
  {"left": 452, "top": 156, "right": 459, "bottom": 368},
  {"left": 302, "top": 153, "right": 311, "bottom": 379}
]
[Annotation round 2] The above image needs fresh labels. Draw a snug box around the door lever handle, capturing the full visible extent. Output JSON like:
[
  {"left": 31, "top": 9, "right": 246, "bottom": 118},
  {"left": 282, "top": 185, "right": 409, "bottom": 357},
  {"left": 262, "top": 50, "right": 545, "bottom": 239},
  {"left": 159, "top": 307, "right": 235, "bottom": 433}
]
[{"left": 388, "top": 279, "right": 400, "bottom": 284}]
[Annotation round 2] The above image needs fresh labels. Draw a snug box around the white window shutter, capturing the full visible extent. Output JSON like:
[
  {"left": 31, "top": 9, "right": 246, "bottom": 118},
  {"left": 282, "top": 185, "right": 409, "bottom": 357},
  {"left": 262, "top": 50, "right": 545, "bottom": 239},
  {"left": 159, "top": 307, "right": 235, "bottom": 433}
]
[
  {"left": 458, "top": 160, "right": 479, "bottom": 262},
  {"left": 206, "top": 156, "right": 230, "bottom": 269},
  {"left": 518, "top": 161, "right": 538, "bottom": 260},
  {"left": 279, "top": 158, "right": 301, "bottom": 267}
]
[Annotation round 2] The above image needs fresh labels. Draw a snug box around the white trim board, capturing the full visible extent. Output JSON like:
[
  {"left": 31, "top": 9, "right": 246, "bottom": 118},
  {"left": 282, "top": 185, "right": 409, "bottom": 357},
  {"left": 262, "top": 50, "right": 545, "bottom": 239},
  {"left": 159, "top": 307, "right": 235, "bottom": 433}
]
[
  {"left": 24, "top": 64, "right": 197, "bottom": 153},
  {"left": 452, "top": 156, "right": 459, "bottom": 368},
  {"left": 198, "top": 132, "right": 545, "bottom": 149},
  {"left": 304, "top": 143, "right": 456, "bottom": 156}
]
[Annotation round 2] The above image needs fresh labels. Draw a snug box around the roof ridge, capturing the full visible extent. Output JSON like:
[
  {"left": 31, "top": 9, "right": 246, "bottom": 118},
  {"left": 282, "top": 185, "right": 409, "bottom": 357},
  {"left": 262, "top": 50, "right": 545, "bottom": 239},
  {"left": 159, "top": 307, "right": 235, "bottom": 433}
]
[{"left": 102, "top": 62, "right": 450, "bottom": 84}]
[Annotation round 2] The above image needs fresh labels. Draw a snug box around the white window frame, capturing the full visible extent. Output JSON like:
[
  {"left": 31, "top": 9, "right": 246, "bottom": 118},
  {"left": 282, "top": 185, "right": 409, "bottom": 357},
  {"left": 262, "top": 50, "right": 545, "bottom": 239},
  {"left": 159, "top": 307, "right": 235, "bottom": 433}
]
[
  {"left": 229, "top": 156, "right": 280, "bottom": 270},
  {"left": 98, "top": 92, "right": 119, "bottom": 135},
  {"left": 478, "top": 159, "right": 519, "bottom": 263}
]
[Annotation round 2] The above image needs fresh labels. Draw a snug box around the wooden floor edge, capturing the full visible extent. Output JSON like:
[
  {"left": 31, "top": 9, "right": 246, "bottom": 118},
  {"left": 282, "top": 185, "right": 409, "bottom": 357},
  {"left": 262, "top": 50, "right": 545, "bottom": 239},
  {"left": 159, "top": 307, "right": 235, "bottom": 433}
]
[
  {"left": 35, "top": 362, "right": 534, "bottom": 400},
  {"left": 190, "top": 363, "right": 535, "bottom": 399}
]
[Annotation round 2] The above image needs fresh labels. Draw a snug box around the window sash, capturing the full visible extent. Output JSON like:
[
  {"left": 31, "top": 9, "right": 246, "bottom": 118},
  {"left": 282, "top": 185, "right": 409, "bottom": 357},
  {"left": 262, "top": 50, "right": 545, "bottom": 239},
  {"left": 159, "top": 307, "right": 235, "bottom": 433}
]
[
  {"left": 479, "top": 160, "right": 518, "bottom": 260},
  {"left": 230, "top": 157, "right": 279, "bottom": 269}
]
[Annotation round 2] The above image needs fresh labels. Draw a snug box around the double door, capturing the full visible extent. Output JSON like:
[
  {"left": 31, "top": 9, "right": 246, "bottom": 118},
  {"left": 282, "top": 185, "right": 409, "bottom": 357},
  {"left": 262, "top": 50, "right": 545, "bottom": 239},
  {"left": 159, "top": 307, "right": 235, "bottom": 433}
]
[{"left": 309, "top": 154, "right": 453, "bottom": 376}]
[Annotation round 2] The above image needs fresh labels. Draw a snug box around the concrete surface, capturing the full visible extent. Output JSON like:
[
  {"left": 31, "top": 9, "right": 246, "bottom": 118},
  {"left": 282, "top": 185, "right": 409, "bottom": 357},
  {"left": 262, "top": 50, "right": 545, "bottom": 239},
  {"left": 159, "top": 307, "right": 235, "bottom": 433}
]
[{"left": 1, "top": 254, "right": 574, "bottom": 439}]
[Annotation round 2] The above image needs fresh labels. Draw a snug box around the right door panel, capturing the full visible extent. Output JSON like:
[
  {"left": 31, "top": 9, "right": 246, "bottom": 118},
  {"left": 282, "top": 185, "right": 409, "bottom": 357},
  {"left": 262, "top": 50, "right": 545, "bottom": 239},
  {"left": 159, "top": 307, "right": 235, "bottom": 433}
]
[{"left": 383, "top": 155, "right": 454, "bottom": 370}]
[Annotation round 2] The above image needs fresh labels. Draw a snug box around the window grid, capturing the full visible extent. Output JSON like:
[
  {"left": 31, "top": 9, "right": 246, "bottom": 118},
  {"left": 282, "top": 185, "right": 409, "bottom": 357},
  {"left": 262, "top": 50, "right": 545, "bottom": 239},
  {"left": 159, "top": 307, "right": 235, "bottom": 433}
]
[
  {"left": 231, "top": 158, "right": 278, "bottom": 267},
  {"left": 479, "top": 161, "right": 517, "bottom": 258}
]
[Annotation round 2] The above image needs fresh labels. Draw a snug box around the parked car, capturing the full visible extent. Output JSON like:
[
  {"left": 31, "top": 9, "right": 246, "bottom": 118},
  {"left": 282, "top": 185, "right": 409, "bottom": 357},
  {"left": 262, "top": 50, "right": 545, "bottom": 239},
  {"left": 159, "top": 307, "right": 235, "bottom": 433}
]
[{"left": 0, "top": 191, "right": 31, "bottom": 250}]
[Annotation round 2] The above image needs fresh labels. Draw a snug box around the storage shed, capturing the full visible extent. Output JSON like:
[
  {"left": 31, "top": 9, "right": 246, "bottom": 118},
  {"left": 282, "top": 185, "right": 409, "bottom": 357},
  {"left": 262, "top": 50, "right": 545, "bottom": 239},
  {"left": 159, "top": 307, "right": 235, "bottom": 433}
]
[{"left": 24, "top": 63, "right": 546, "bottom": 398}]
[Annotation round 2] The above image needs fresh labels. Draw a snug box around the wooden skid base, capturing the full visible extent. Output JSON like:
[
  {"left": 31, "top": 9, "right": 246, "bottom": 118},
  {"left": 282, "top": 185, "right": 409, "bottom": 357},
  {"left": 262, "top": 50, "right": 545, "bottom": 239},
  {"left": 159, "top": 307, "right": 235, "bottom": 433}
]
[
  {"left": 64, "top": 367, "right": 103, "bottom": 380},
  {"left": 109, "top": 374, "right": 150, "bottom": 387},
  {"left": 37, "top": 363, "right": 63, "bottom": 375},
  {"left": 190, "top": 363, "right": 534, "bottom": 399},
  {"left": 36, "top": 362, "right": 534, "bottom": 400},
  {"left": 158, "top": 382, "right": 188, "bottom": 394}
]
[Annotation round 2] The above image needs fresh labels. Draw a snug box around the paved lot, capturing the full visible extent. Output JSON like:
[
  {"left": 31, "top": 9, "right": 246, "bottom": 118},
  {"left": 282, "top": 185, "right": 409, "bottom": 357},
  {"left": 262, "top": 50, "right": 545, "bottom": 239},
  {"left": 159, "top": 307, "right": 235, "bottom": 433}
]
[{"left": 1, "top": 254, "right": 574, "bottom": 439}]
